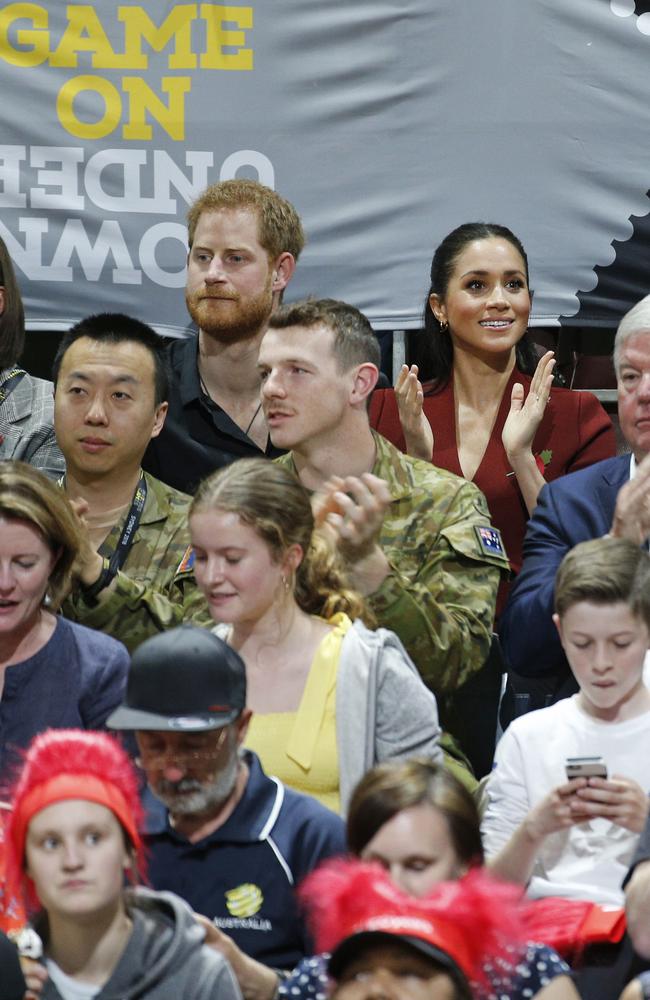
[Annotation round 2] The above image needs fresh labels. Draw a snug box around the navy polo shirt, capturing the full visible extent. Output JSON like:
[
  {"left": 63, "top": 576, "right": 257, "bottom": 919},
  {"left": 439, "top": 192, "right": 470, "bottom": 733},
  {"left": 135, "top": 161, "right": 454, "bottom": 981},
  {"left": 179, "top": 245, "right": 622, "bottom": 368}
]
[
  {"left": 142, "top": 335, "right": 284, "bottom": 494},
  {"left": 143, "top": 751, "right": 346, "bottom": 969}
]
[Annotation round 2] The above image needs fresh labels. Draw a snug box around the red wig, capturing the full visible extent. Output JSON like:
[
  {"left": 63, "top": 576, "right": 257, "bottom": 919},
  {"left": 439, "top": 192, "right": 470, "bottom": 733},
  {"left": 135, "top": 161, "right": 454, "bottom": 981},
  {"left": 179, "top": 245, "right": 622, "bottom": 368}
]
[
  {"left": 299, "top": 859, "right": 526, "bottom": 986},
  {"left": 7, "top": 729, "right": 145, "bottom": 909}
]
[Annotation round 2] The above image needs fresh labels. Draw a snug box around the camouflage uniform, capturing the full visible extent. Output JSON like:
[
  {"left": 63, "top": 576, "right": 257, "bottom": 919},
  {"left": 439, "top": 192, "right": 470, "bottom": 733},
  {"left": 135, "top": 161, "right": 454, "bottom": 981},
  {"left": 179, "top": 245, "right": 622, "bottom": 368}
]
[
  {"left": 278, "top": 432, "right": 509, "bottom": 696},
  {"left": 62, "top": 472, "right": 211, "bottom": 652}
]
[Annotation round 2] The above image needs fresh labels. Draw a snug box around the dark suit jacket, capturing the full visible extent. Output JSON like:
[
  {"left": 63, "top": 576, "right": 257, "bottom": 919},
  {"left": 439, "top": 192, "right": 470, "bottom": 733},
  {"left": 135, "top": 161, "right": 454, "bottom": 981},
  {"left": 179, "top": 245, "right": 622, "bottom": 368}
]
[{"left": 499, "top": 453, "right": 630, "bottom": 693}]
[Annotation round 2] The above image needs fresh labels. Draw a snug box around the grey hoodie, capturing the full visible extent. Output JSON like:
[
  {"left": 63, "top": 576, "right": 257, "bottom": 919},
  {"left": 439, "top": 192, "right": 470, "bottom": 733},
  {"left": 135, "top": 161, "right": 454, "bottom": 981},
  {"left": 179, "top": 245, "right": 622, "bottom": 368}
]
[{"left": 41, "top": 888, "right": 242, "bottom": 1000}]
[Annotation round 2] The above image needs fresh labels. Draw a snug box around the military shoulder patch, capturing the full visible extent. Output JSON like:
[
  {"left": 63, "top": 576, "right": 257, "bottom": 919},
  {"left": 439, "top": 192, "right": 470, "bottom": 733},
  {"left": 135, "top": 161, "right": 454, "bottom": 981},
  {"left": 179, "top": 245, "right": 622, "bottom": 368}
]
[
  {"left": 475, "top": 525, "right": 506, "bottom": 557},
  {"left": 177, "top": 545, "right": 195, "bottom": 574}
]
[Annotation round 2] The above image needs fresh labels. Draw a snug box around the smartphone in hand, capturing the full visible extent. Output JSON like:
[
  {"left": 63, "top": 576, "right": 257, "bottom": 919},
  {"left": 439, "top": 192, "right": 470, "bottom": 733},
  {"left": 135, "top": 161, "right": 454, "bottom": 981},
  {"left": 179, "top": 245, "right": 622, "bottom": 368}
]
[{"left": 565, "top": 756, "right": 608, "bottom": 780}]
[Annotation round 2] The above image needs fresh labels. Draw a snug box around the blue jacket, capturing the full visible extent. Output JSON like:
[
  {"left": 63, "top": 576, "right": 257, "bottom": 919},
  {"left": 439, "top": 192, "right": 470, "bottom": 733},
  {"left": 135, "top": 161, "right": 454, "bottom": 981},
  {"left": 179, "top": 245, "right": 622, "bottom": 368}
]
[
  {"left": 143, "top": 751, "right": 346, "bottom": 970},
  {"left": 500, "top": 453, "right": 630, "bottom": 689}
]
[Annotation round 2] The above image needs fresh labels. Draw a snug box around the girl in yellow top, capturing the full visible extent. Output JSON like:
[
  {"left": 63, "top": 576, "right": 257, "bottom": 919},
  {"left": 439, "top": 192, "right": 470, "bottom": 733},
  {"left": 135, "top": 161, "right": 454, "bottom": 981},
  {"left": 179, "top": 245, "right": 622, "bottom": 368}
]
[{"left": 189, "top": 458, "right": 441, "bottom": 814}]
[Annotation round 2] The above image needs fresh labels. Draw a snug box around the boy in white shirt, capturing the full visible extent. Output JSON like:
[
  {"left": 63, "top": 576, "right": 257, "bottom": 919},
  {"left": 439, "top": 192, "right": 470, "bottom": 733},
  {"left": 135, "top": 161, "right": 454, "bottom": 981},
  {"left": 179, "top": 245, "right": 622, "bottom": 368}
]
[{"left": 483, "top": 536, "right": 650, "bottom": 904}]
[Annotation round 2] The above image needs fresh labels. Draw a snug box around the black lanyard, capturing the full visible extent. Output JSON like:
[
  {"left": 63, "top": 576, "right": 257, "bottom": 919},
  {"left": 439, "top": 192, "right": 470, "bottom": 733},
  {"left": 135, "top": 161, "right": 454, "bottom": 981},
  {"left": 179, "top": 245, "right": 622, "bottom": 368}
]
[
  {"left": 0, "top": 368, "right": 26, "bottom": 404},
  {"left": 105, "top": 471, "right": 148, "bottom": 580},
  {"left": 60, "top": 471, "right": 148, "bottom": 591}
]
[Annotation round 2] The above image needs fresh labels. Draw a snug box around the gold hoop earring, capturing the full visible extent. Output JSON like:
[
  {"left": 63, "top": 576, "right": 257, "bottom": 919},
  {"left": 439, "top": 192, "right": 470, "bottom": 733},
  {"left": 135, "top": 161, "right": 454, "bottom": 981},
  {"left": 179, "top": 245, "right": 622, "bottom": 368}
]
[{"left": 281, "top": 574, "right": 290, "bottom": 593}]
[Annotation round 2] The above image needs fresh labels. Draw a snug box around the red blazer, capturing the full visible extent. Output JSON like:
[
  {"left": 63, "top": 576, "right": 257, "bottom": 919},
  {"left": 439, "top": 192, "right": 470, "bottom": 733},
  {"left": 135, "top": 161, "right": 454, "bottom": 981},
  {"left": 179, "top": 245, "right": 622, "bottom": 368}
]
[{"left": 369, "top": 369, "right": 616, "bottom": 616}]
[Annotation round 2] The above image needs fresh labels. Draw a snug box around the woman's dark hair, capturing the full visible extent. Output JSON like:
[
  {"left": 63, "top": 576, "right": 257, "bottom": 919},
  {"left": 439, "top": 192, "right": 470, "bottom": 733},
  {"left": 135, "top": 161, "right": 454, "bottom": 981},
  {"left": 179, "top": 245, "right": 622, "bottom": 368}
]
[
  {"left": 346, "top": 759, "right": 484, "bottom": 868},
  {"left": 0, "top": 235, "right": 26, "bottom": 369},
  {"left": 413, "top": 222, "right": 537, "bottom": 383}
]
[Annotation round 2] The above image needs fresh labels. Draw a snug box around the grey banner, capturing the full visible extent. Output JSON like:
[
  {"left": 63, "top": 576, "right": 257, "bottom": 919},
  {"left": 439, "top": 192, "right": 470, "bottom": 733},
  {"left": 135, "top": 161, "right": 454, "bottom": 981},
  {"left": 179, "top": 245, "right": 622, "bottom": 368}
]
[{"left": 1, "top": 0, "right": 650, "bottom": 332}]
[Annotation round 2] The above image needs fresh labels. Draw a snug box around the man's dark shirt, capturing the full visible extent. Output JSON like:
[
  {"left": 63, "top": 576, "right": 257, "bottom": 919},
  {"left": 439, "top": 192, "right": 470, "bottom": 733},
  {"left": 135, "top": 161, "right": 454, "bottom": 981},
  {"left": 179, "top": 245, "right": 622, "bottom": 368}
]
[
  {"left": 142, "top": 751, "right": 346, "bottom": 969},
  {"left": 143, "top": 334, "right": 283, "bottom": 494}
]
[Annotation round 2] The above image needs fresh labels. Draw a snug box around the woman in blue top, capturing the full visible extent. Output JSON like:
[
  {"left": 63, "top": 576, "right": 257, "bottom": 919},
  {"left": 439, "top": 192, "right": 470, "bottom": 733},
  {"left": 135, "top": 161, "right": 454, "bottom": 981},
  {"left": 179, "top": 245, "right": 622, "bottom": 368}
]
[{"left": 0, "top": 461, "right": 129, "bottom": 780}]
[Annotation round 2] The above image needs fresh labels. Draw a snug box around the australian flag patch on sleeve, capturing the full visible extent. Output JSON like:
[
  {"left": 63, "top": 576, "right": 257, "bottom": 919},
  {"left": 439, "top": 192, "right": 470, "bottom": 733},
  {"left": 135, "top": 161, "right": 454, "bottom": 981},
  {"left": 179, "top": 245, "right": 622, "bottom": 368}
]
[
  {"left": 475, "top": 525, "right": 506, "bottom": 557},
  {"left": 177, "top": 545, "right": 196, "bottom": 574}
]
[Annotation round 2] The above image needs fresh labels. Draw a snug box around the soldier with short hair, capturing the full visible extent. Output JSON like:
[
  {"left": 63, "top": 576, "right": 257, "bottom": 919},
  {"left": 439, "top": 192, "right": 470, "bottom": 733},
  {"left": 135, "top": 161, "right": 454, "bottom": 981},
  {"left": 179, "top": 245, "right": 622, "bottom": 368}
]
[
  {"left": 259, "top": 299, "right": 509, "bottom": 748},
  {"left": 53, "top": 312, "right": 211, "bottom": 651}
]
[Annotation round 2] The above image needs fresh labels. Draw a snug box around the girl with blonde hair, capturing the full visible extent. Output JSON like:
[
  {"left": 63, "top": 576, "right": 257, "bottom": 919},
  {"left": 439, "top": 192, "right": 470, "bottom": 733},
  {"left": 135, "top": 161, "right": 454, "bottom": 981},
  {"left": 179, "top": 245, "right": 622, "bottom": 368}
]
[{"left": 189, "top": 457, "right": 441, "bottom": 813}]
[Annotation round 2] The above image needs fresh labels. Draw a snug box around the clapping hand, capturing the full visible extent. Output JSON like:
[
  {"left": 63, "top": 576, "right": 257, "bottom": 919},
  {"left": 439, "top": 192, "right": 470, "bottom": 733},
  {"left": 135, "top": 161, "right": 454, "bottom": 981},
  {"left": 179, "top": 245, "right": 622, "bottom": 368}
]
[
  {"left": 68, "top": 497, "right": 104, "bottom": 588},
  {"left": 611, "top": 451, "right": 650, "bottom": 545},
  {"left": 395, "top": 364, "right": 434, "bottom": 461},
  {"left": 314, "top": 474, "right": 391, "bottom": 594},
  {"left": 502, "top": 350, "right": 555, "bottom": 461}
]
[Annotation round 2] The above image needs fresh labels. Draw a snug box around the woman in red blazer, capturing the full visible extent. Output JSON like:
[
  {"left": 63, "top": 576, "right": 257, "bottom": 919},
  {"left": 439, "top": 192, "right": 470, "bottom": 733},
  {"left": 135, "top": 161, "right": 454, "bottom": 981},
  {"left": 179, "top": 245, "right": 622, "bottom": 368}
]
[{"left": 369, "top": 223, "right": 616, "bottom": 616}]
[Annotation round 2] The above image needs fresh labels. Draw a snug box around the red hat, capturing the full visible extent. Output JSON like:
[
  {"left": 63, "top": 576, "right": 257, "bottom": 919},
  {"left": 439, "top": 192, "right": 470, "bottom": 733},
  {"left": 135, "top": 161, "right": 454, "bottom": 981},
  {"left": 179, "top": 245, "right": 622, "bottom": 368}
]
[
  {"left": 8, "top": 729, "right": 145, "bottom": 899},
  {"left": 299, "top": 860, "right": 526, "bottom": 989}
]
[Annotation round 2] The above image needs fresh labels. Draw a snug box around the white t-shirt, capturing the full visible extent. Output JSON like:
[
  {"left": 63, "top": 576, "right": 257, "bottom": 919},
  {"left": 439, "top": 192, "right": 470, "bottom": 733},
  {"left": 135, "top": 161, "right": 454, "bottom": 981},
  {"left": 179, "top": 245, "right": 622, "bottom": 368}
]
[
  {"left": 482, "top": 695, "right": 650, "bottom": 904},
  {"left": 45, "top": 959, "right": 101, "bottom": 1000}
]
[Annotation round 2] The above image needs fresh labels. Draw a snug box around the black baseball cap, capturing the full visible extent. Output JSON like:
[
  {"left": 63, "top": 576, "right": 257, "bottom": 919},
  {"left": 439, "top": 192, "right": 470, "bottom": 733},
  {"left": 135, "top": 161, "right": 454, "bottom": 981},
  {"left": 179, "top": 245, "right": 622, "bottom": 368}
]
[
  {"left": 329, "top": 928, "right": 467, "bottom": 985},
  {"left": 106, "top": 625, "right": 246, "bottom": 731}
]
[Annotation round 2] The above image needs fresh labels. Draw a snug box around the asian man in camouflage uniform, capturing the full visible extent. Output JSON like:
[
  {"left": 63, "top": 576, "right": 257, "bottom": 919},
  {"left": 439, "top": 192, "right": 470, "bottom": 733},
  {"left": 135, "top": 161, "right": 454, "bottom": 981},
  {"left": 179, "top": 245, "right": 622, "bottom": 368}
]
[
  {"left": 259, "top": 299, "right": 509, "bottom": 704},
  {"left": 53, "top": 313, "right": 211, "bottom": 652}
]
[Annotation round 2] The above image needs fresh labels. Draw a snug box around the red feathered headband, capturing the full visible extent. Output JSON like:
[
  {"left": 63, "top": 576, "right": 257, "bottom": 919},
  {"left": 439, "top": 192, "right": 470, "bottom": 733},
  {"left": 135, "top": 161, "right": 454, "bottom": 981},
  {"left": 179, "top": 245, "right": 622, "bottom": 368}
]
[
  {"left": 299, "top": 859, "right": 526, "bottom": 986},
  {"left": 8, "top": 729, "right": 144, "bottom": 875}
]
